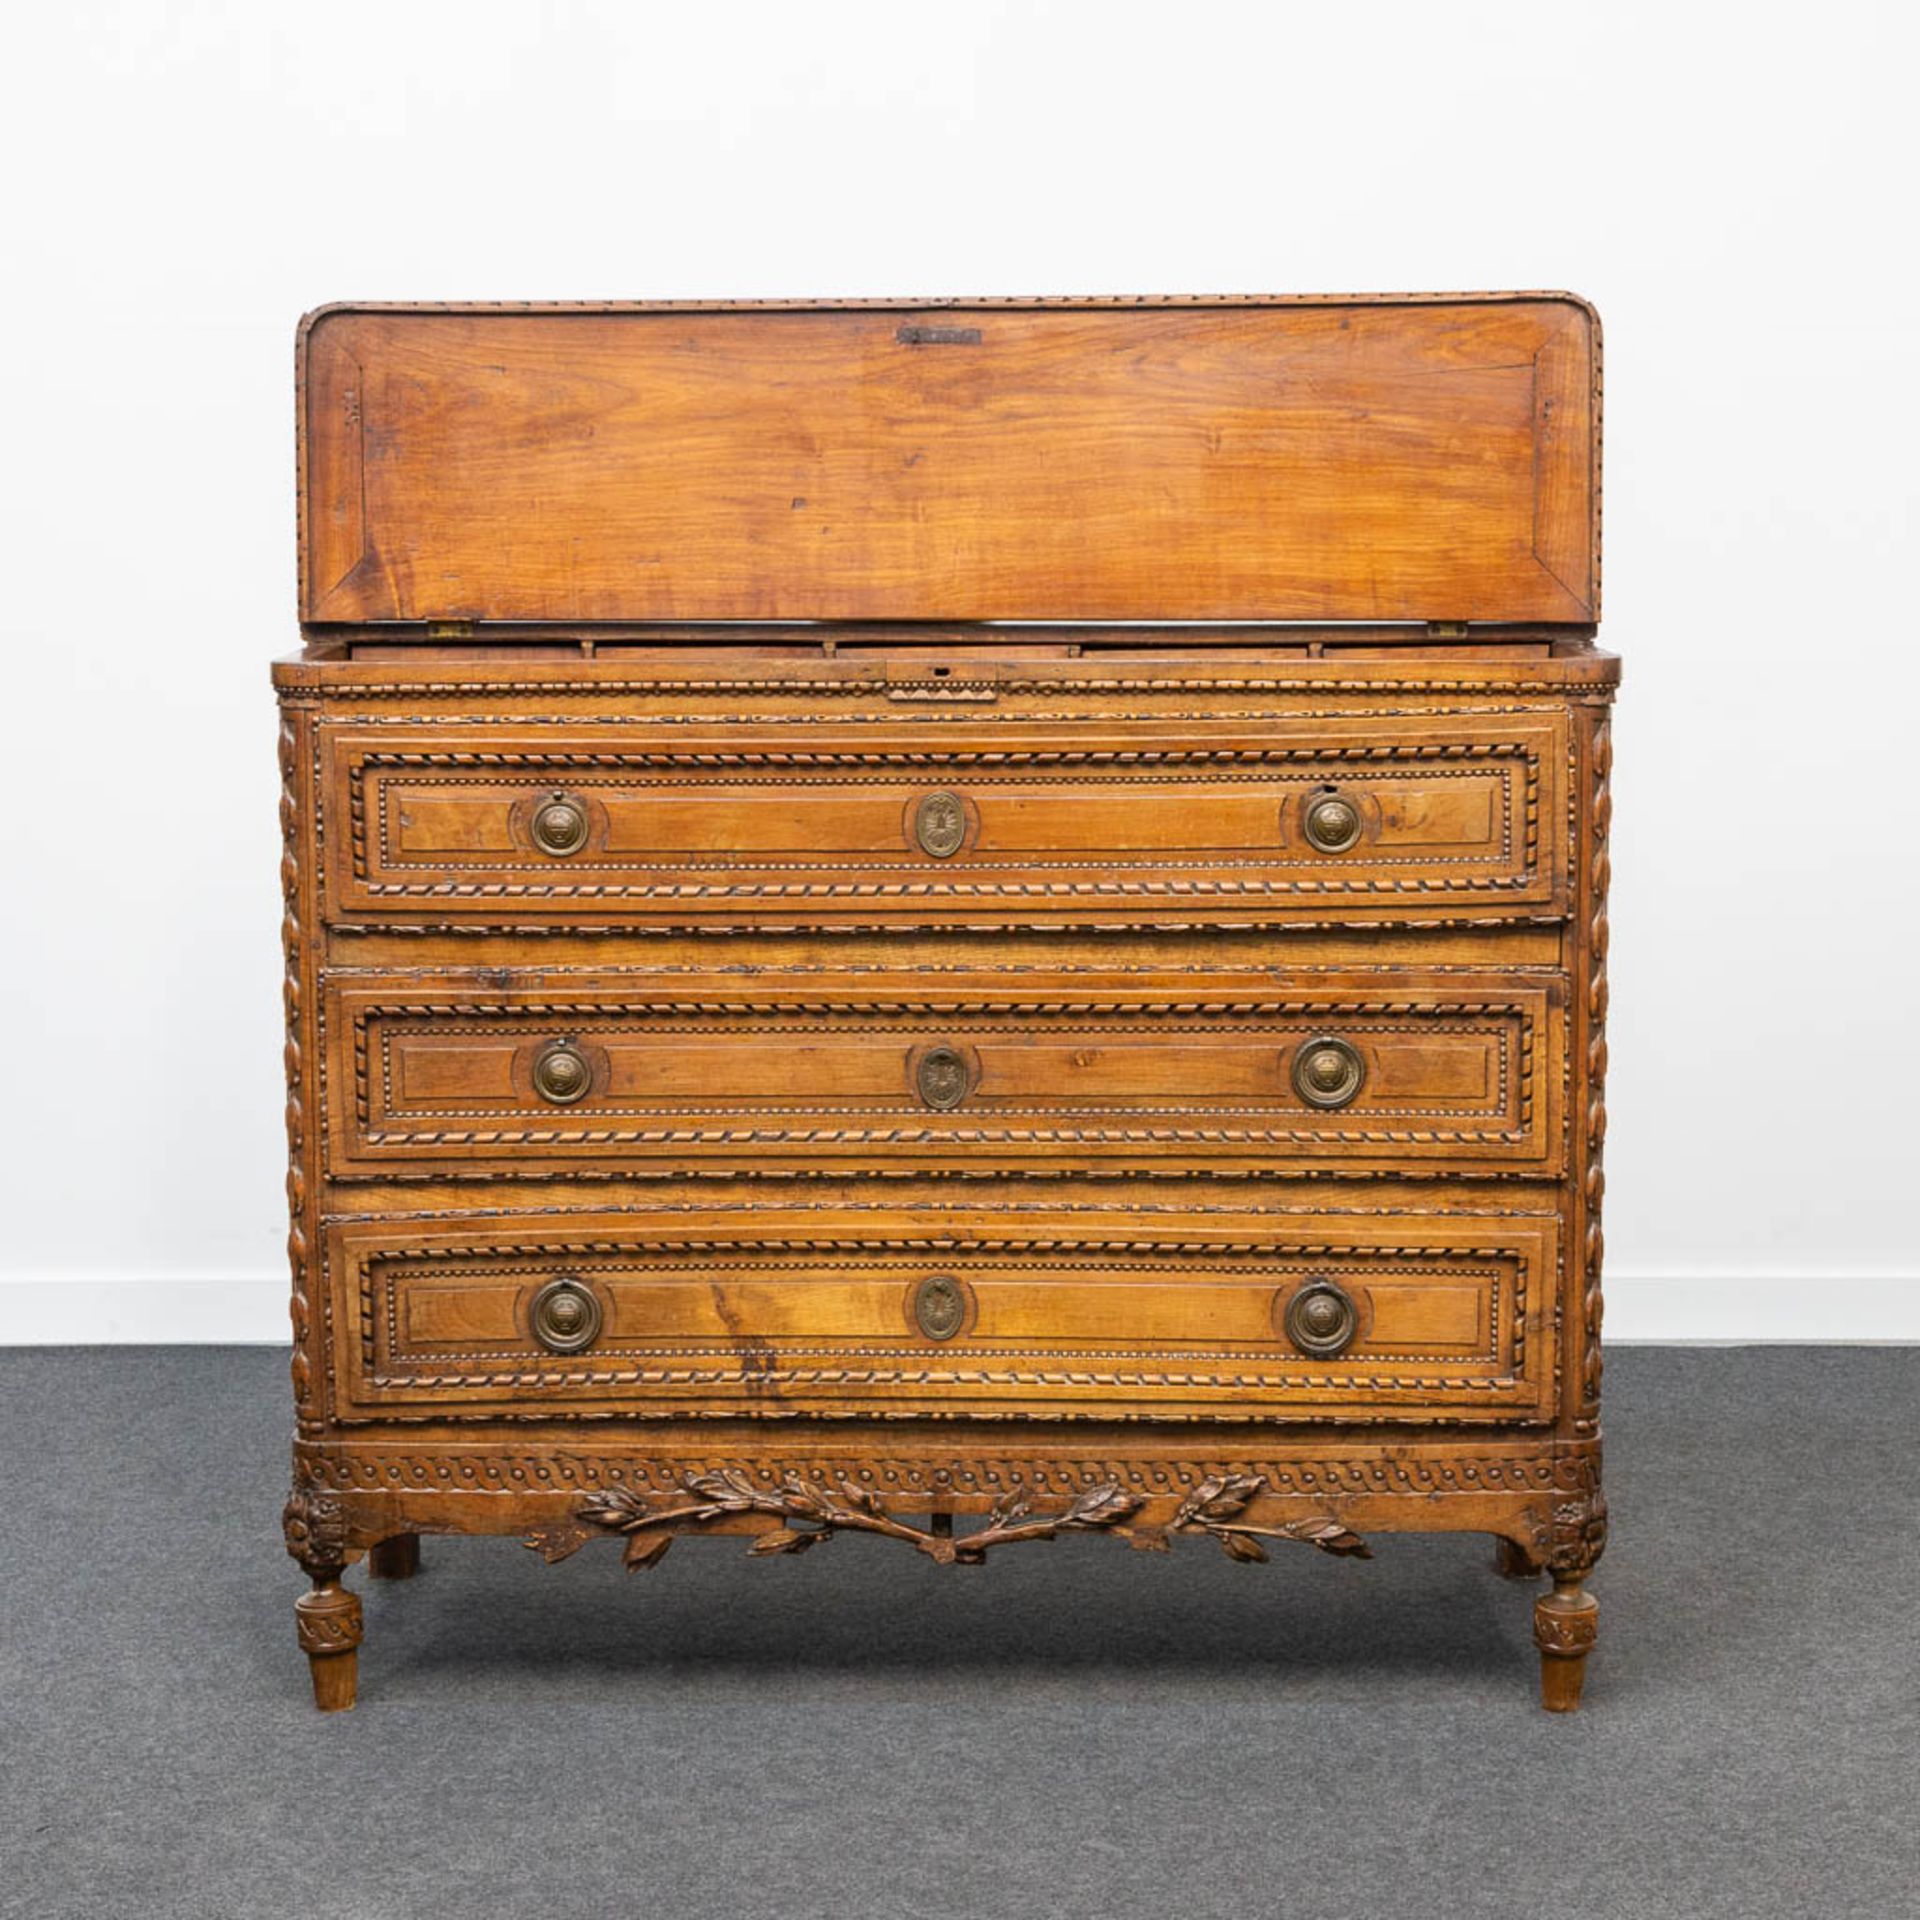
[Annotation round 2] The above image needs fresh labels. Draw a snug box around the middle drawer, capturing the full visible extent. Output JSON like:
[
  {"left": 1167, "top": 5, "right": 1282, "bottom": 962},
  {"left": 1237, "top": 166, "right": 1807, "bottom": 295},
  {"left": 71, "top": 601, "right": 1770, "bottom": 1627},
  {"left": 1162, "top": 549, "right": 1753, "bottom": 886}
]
[{"left": 321, "top": 970, "right": 1565, "bottom": 1177}]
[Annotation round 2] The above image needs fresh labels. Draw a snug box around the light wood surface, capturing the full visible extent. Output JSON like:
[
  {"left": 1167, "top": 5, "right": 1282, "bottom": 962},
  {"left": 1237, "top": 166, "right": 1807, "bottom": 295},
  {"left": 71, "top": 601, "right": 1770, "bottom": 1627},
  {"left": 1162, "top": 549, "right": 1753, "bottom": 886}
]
[{"left": 301, "top": 297, "right": 1598, "bottom": 625}]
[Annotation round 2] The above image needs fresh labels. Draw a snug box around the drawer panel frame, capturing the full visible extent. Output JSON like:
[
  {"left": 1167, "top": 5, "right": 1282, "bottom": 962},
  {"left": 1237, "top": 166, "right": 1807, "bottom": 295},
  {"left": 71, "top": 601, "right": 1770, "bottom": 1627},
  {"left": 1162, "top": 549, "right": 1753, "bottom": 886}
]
[
  {"left": 320, "top": 970, "right": 1567, "bottom": 1177},
  {"left": 323, "top": 1209, "right": 1559, "bottom": 1426},
  {"left": 318, "top": 715, "right": 1571, "bottom": 927}
]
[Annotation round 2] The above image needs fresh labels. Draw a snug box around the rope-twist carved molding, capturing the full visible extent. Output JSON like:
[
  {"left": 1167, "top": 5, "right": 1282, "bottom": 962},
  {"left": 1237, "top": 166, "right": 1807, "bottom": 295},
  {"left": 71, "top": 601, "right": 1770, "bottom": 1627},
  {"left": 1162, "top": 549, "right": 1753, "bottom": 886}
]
[
  {"left": 279, "top": 719, "right": 316, "bottom": 1424},
  {"left": 354, "top": 741, "right": 1533, "bottom": 770},
  {"left": 298, "top": 1445, "right": 1602, "bottom": 1498},
  {"left": 1580, "top": 716, "right": 1612, "bottom": 1423},
  {"left": 298, "top": 675, "right": 1612, "bottom": 700}
]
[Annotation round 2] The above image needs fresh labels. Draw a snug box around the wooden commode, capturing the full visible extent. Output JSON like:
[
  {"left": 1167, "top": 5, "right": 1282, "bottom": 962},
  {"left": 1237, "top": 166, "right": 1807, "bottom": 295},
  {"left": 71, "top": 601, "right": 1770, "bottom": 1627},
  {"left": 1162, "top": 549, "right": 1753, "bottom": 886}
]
[{"left": 276, "top": 295, "right": 1616, "bottom": 1710}]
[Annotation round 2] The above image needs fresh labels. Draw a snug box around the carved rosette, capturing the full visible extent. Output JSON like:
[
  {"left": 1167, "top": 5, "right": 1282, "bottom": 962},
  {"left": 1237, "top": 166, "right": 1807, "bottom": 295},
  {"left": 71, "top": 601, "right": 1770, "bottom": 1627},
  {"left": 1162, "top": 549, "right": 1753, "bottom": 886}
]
[
  {"left": 283, "top": 1489, "right": 347, "bottom": 1574},
  {"left": 1547, "top": 1488, "right": 1609, "bottom": 1577}
]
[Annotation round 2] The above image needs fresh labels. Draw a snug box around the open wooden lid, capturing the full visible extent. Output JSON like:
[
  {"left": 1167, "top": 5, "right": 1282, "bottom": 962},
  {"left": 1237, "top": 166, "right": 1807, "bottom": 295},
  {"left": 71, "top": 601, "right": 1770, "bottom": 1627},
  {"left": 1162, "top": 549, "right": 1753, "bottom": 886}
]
[{"left": 298, "top": 295, "right": 1599, "bottom": 628}]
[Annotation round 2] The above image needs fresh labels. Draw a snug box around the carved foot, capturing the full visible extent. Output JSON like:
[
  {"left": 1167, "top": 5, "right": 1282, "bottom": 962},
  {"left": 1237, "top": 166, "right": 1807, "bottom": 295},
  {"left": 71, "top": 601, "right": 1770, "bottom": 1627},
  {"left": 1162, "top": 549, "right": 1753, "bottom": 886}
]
[
  {"left": 369, "top": 1534, "right": 420, "bottom": 1580},
  {"left": 1493, "top": 1537, "right": 1540, "bottom": 1580},
  {"left": 1533, "top": 1572, "right": 1598, "bottom": 1712},
  {"left": 295, "top": 1574, "right": 364, "bottom": 1712}
]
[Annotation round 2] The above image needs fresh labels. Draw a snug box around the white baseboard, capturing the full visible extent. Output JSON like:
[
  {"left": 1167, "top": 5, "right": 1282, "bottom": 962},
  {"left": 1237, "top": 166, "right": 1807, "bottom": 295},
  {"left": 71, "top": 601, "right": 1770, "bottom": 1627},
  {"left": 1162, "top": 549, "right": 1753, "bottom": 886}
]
[{"left": 0, "top": 1271, "right": 1915, "bottom": 1345}]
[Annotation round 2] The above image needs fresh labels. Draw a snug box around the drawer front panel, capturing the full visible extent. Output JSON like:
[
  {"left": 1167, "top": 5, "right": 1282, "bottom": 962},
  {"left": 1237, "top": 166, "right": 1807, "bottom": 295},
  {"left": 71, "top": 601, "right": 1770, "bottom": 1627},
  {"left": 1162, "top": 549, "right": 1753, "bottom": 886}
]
[
  {"left": 321, "top": 973, "right": 1565, "bottom": 1175},
  {"left": 326, "top": 1210, "right": 1556, "bottom": 1423},
  {"left": 319, "top": 716, "right": 1568, "bottom": 926}
]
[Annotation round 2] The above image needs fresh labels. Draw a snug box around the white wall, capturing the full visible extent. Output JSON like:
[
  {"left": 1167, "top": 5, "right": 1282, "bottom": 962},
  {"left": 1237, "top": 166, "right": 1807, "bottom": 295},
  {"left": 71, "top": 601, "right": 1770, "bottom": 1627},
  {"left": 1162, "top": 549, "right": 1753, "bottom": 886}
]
[{"left": 2, "top": 1, "right": 1914, "bottom": 1342}]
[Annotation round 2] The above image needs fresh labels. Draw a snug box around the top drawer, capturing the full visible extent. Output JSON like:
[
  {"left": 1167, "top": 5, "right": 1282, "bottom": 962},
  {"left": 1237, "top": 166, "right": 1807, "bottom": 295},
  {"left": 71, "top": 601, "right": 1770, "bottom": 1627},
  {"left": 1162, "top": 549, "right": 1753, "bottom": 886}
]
[{"left": 317, "top": 715, "right": 1570, "bottom": 929}]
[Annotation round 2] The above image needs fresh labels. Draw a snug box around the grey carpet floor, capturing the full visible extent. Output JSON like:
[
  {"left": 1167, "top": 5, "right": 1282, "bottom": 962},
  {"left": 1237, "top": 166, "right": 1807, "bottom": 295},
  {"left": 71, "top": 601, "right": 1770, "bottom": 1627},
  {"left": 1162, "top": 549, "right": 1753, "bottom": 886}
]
[{"left": 1, "top": 1349, "right": 1914, "bottom": 1920}]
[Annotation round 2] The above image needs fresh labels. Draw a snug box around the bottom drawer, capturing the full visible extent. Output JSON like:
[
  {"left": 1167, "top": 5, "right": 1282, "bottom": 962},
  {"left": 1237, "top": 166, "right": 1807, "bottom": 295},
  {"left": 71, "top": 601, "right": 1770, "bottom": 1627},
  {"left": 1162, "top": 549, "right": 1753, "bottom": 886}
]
[{"left": 326, "top": 1207, "right": 1557, "bottom": 1424}]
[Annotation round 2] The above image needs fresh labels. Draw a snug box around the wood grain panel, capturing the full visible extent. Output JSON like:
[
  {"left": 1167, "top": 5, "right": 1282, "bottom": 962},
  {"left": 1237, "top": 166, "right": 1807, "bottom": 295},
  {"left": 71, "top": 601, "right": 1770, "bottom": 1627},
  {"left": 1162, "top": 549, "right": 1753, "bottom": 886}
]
[{"left": 300, "top": 298, "right": 1598, "bottom": 625}]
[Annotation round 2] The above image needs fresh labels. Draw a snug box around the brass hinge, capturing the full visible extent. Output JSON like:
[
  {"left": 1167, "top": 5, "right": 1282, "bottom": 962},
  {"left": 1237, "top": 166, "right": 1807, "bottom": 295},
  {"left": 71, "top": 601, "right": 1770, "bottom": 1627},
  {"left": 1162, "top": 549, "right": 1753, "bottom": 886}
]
[
  {"left": 425, "top": 620, "right": 476, "bottom": 639},
  {"left": 1426, "top": 621, "right": 1471, "bottom": 639}
]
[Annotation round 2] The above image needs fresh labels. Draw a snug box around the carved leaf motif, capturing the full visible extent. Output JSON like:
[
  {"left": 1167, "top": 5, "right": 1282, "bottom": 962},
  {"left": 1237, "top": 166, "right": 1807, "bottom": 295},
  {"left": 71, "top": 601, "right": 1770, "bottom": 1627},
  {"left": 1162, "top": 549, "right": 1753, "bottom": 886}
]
[
  {"left": 1067, "top": 1484, "right": 1147, "bottom": 1528},
  {"left": 623, "top": 1531, "right": 674, "bottom": 1571},
  {"left": 1279, "top": 1518, "right": 1373, "bottom": 1559},
  {"left": 557, "top": 1471, "right": 1366, "bottom": 1573},
  {"left": 523, "top": 1523, "right": 594, "bottom": 1565},
  {"left": 748, "top": 1528, "right": 822, "bottom": 1556},
  {"left": 1171, "top": 1473, "right": 1263, "bottom": 1529},
  {"left": 578, "top": 1489, "right": 652, "bottom": 1532},
  {"left": 686, "top": 1469, "right": 760, "bottom": 1511}
]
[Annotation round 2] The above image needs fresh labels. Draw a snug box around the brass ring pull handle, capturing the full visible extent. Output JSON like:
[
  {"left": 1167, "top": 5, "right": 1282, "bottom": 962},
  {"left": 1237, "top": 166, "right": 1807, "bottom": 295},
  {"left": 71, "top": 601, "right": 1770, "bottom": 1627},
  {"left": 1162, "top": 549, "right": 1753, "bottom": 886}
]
[
  {"left": 531, "top": 1039, "right": 593, "bottom": 1106},
  {"left": 913, "top": 790, "right": 968, "bottom": 858},
  {"left": 1291, "top": 1035, "right": 1365, "bottom": 1110},
  {"left": 530, "top": 790, "right": 590, "bottom": 857},
  {"left": 530, "top": 1277, "right": 603, "bottom": 1354},
  {"left": 1284, "top": 1278, "right": 1359, "bottom": 1358},
  {"left": 915, "top": 1045, "right": 972, "bottom": 1111},
  {"left": 1301, "top": 787, "right": 1364, "bottom": 854}
]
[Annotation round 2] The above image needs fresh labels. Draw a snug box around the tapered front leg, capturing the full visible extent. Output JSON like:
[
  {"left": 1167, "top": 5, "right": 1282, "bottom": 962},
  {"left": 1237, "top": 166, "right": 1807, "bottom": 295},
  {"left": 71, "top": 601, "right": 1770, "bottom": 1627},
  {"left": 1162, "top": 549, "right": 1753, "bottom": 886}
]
[
  {"left": 295, "top": 1573, "right": 364, "bottom": 1711},
  {"left": 285, "top": 1489, "right": 363, "bottom": 1712},
  {"left": 1534, "top": 1572, "right": 1598, "bottom": 1712}
]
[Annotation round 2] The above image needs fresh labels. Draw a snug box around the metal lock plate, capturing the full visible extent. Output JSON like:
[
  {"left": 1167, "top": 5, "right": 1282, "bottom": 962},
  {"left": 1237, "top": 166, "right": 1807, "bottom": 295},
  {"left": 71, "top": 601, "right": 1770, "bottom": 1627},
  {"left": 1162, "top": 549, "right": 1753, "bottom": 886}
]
[
  {"left": 913, "top": 791, "right": 968, "bottom": 858},
  {"left": 915, "top": 1045, "right": 973, "bottom": 1111},
  {"left": 912, "top": 1273, "right": 968, "bottom": 1341}
]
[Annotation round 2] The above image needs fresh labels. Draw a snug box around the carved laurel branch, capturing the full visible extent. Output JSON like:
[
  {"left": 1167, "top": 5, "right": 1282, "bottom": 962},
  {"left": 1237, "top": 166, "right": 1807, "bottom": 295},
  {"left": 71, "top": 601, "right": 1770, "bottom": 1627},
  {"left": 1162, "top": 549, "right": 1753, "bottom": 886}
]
[{"left": 528, "top": 1470, "right": 1368, "bottom": 1570}]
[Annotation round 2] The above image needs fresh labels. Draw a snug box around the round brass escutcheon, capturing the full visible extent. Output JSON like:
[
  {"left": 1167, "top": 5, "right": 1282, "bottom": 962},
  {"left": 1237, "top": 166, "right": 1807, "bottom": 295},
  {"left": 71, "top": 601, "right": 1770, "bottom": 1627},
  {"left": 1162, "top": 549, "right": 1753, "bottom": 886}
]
[
  {"left": 531, "top": 1038, "right": 593, "bottom": 1106},
  {"left": 915, "top": 1044, "right": 972, "bottom": 1111},
  {"left": 1302, "top": 788, "right": 1364, "bottom": 855},
  {"left": 913, "top": 1272, "right": 968, "bottom": 1342},
  {"left": 1291, "top": 1035, "right": 1365, "bottom": 1110},
  {"left": 530, "top": 790, "right": 590, "bottom": 858},
  {"left": 913, "top": 790, "right": 968, "bottom": 859},
  {"left": 530, "top": 1277, "right": 603, "bottom": 1354},
  {"left": 1284, "top": 1278, "right": 1359, "bottom": 1359}
]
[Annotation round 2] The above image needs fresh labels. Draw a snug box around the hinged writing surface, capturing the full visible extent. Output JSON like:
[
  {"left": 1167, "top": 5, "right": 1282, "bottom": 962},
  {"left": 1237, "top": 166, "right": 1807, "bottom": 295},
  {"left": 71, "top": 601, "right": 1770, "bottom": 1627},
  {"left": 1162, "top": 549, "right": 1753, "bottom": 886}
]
[{"left": 299, "top": 295, "right": 1599, "bottom": 629}]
